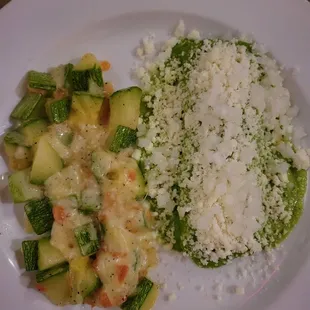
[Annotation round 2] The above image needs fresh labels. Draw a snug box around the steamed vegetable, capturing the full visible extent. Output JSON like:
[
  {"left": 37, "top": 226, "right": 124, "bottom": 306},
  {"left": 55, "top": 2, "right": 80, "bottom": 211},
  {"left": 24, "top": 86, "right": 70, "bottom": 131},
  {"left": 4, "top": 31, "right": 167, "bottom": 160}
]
[
  {"left": 30, "top": 135, "right": 63, "bottom": 184},
  {"left": 74, "top": 222, "right": 100, "bottom": 256},
  {"left": 109, "top": 86, "right": 142, "bottom": 132},
  {"left": 72, "top": 53, "right": 104, "bottom": 97},
  {"left": 70, "top": 257, "right": 101, "bottom": 303},
  {"left": 20, "top": 119, "right": 48, "bottom": 146},
  {"left": 28, "top": 70, "right": 56, "bottom": 91},
  {"left": 10, "top": 93, "right": 46, "bottom": 120},
  {"left": 69, "top": 93, "right": 102, "bottom": 125},
  {"left": 108, "top": 125, "right": 137, "bottom": 153},
  {"left": 24, "top": 197, "right": 54, "bottom": 235},
  {"left": 45, "top": 98, "right": 70, "bottom": 123},
  {"left": 121, "top": 278, "right": 156, "bottom": 310},
  {"left": 22, "top": 240, "right": 38, "bottom": 271},
  {"left": 8, "top": 169, "right": 43, "bottom": 202},
  {"left": 36, "top": 262, "right": 69, "bottom": 283},
  {"left": 38, "top": 238, "right": 66, "bottom": 270}
]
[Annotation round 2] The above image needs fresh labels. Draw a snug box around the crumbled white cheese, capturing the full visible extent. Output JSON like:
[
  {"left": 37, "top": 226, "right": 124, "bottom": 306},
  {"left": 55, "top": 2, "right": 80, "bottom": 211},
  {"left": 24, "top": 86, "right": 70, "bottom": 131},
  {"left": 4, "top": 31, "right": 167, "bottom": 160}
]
[
  {"left": 188, "top": 29, "right": 201, "bottom": 40},
  {"left": 143, "top": 36, "right": 155, "bottom": 55},
  {"left": 135, "top": 21, "right": 309, "bottom": 264},
  {"left": 136, "top": 47, "right": 144, "bottom": 59},
  {"left": 167, "top": 293, "right": 177, "bottom": 302},
  {"left": 235, "top": 286, "right": 245, "bottom": 295},
  {"left": 131, "top": 149, "right": 142, "bottom": 161},
  {"left": 174, "top": 19, "right": 185, "bottom": 37}
]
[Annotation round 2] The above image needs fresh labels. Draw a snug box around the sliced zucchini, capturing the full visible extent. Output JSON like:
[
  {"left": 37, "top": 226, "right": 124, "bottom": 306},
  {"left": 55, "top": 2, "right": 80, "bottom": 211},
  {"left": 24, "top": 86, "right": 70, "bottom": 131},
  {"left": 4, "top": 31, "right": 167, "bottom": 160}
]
[
  {"left": 30, "top": 135, "right": 63, "bottom": 184},
  {"left": 72, "top": 67, "right": 103, "bottom": 93},
  {"left": 38, "top": 238, "right": 66, "bottom": 271},
  {"left": 19, "top": 119, "right": 48, "bottom": 146},
  {"left": 108, "top": 125, "right": 137, "bottom": 153},
  {"left": 4, "top": 141, "right": 20, "bottom": 158},
  {"left": 139, "top": 284, "right": 159, "bottom": 310},
  {"left": 4, "top": 131, "right": 27, "bottom": 146},
  {"left": 38, "top": 271, "right": 71, "bottom": 305},
  {"left": 24, "top": 197, "right": 54, "bottom": 235},
  {"left": 22, "top": 240, "right": 38, "bottom": 271},
  {"left": 109, "top": 86, "right": 142, "bottom": 132},
  {"left": 74, "top": 53, "right": 101, "bottom": 71},
  {"left": 69, "top": 93, "right": 103, "bottom": 125},
  {"left": 80, "top": 187, "right": 101, "bottom": 214},
  {"left": 28, "top": 70, "right": 56, "bottom": 91},
  {"left": 103, "top": 225, "right": 131, "bottom": 254},
  {"left": 24, "top": 211, "right": 34, "bottom": 233},
  {"left": 8, "top": 168, "right": 43, "bottom": 202},
  {"left": 45, "top": 164, "right": 84, "bottom": 200},
  {"left": 4, "top": 142, "right": 32, "bottom": 171},
  {"left": 10, "top": 93, "right": 46, "bottom": 121},
  {"left": 91, "top": 150, "right": 115, "bottom": 181},
  {"left": 74, "top": 222, "right": 99, "bottom": 256},
  {"left": 121, "top": 277, "right": 155, "bottom": 310},
  {"left": 36, "top": 262, "right": 69, "bottom": 283},
  {"left": 70, "top": 257, "right": 101, "bottom": 303},
  {"left": 72, "top": 53, "right": 104, "bottom": 96},
  {"left": 45, "top": 98, "right": 70, "bottom": 124},
  {"left": 64, "top": 63, "right": 74, "bottom": 90}
]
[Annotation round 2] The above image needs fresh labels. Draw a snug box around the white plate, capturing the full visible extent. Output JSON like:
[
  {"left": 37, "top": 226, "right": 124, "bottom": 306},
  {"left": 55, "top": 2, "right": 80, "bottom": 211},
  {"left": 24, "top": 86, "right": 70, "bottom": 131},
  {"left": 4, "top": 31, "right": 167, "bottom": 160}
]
[{"left": 1, "top": 0, "right": 310, "bottom": 309}]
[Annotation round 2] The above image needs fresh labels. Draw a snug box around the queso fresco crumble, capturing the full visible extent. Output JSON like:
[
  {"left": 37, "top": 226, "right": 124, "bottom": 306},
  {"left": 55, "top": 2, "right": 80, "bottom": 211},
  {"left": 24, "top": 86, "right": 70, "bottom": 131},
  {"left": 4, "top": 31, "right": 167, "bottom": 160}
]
[{"left": 134, "top": 21, "right": 309, "bottom": 267}]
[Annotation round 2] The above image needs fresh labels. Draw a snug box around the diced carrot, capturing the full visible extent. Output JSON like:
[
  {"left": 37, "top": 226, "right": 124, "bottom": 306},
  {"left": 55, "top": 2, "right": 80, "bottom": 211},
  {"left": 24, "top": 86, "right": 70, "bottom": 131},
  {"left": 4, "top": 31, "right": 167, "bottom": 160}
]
[
  {"left": 98, "top": 290, "right": 113, "bottom": 307},
  {"left": 36, "top": 283, "right": 46, "bottom": 292},
  {"left": 127, "top": 169, "right": 136, "bottom": 182},
  {"left": 101, "top": 61, "right": 111, "bottom": 72},
  {"left": 116, "top": 265, "right": 129, "bottom": 283},
  {"left": 103, "top": 82, "right": 114, "bottom": 97},
  {"left": 52, "top": 206, "right": 66, "bottom": 224},
  {"left": 99, "top": 97, "right": 110, "bottom": 127}
]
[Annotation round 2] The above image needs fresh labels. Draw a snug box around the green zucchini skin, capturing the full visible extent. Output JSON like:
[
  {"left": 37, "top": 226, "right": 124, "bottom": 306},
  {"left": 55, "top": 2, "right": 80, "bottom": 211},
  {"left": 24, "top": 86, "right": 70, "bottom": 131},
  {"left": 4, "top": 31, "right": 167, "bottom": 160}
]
[
  {"left": 28, "top": 70, "right": 56, "bottom": 91},
  {"left": 22, "top": 240, "right": 39, "bottom": 271},
  {"left": 36, "top": 262, "right": 69, "bottom": 283},
  {"left": 74, "top": 222, "right": 100, "bottom": 256},
  {"left": 38, "top": 238, "right": 66, "bottom": 271},
  {"left": 46, "top": 98, "right": 71, "bottom": 124},
  {"left": 10, "top": 93, "right": 46, "bottom": 121},
  {"left": 121, "top": 277, "right": 154, "bottom": 310},
  {"left": 24, "top": 197, "right": 54, "bottom": 235},
  {"left": 108, "top": 125, "right": 137, "bottom": 153},
  {"left": 8, "top": 169, "right": 43, "bottom": 203}
]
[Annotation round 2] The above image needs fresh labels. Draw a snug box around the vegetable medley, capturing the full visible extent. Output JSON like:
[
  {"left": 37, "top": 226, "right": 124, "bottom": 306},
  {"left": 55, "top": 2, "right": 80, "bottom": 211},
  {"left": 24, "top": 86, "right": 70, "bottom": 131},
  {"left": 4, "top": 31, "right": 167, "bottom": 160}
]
[{"left": 5, "top": 54, "right": 158, "bottom": 309}]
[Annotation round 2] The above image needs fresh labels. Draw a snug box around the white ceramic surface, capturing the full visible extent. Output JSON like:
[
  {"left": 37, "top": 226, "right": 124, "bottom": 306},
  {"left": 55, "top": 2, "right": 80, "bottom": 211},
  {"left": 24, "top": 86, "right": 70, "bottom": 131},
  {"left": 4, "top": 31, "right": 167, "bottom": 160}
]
[{"left": 0, "top": 0, "right": 310, "bottom": 309}]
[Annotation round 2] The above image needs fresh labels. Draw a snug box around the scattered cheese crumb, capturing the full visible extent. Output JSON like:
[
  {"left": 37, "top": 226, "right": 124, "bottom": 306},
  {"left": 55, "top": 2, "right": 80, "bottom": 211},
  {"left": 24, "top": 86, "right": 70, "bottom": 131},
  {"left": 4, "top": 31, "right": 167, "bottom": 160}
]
[
  {"left": 188, "top": 29, "right": 201, "bottom": 40},
  {"left": 174, "top": 19, "right": 185, "bottom": 37},
  {"left": 235, "top": 286, "right": 245, "bottom": 295},
  {"left": 167, "top": 293, "right": 177, "bottom": 302},
  {"left": 135, "top": 20, "right": 309, "bottom": 267},
  {"left": 136, "top": 47, "right": 144, "bottom": 59}
]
